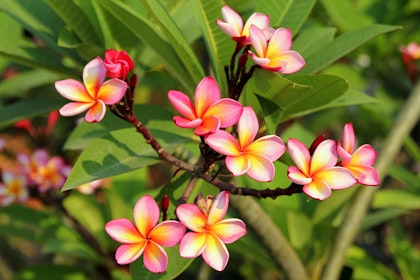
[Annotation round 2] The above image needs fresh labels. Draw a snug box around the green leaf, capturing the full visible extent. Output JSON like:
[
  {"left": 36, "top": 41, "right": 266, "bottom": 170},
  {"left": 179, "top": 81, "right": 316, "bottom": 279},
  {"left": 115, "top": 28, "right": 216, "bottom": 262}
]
[
  {"left": 0, "top": 96, "right": 66, "bottom": 128},
  {"left": 388, "top": 165, "right": 420, "bottom": 191},
  {"left": 320, "top": 0, "right": 374, "bottom": 32},
  {"left": 372, "top": 189, "right": 420, "bottom": 210},
  {"left": 257, "top": 0, "right": 316, "bottom": 34},
  {"left": 191, "top": 0, "right": 232, "bottom": 94},
  {"left": 299, "top": 24, "right": 400, "bottom": 74},
  {"left": 293, "top": 27, "right": 336, "bottom": 58},
  {"left": 13, "top": 265, "right": 89, "bottom": 280},
  {"left": 141, "top": 0, "right": 204, "bottom": 86},
  {"left": 131, "top": 245, "right": 193, "bottom": 280},
  {"left": 360, "top": 209, "right": 407, "bottom": 232},
  {"left": 62, "top": 128, "right": 190, "bottom": 191},
  {"left": 97, "top": 0, "right": 197, "bottom": 93}
]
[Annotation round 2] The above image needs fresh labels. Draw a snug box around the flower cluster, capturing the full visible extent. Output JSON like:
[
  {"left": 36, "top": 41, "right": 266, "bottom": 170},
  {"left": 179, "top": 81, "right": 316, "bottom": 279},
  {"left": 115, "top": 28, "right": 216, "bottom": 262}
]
[
  {"left": 105, "top": 191, "right": 247, "bottom": 273},
  {"left": 217, "top": 5, "right": 305, "bottom": 74},
  {"left": 55, "top": 50, "right": 133, "bottom": 123},
  {"left": 287, "top": 123, "right": 380, "bottom": 200}
]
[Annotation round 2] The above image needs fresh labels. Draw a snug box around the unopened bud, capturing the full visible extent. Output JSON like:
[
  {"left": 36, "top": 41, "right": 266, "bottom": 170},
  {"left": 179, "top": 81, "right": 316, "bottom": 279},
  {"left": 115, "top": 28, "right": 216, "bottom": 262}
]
[
  {"left": 309, "top": 134, "right": 326, "bottom": 155},
  {"left": 161, "top": 195, "right": 169, "bottom": 221}
]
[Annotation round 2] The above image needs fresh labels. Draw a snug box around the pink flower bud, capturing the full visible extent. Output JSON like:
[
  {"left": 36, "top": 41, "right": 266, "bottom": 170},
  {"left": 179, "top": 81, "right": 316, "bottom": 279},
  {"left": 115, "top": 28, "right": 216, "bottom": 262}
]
[{"left": 103, "top": 49, "right": 134, "bottom": 80}]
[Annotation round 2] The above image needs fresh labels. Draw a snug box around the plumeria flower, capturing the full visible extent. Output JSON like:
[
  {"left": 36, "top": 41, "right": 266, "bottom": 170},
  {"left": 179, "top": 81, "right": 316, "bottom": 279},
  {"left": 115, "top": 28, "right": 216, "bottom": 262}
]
[
  {"left": 105, "top": 195, "right": 186, "bottom": 273},
  {"left": 17, "top": 149, "right": 71, "bottom": 192},
  {"left": 168, "top": 76, "right": 243, "bottom": 136},
  {"left": 104, "top": 49, "right": 134, "bottom": 80},
  {"left": 400, "top": 42, "right": 420, "bottom": 61},
  {"left": 217, "top": 5, "right": 271, "bottom": 46},
  {"left": 176, "top": 191, "right": 247, "bottom": 271},
  {"left": 337, "top": 123, "right": 380, "bottom": 186},
  {"left": 205, "top": 106, "right": 285, "bottom": 182},
  {"left": 55, "top": 57, "right": 127, "bottom": 122},
  {"left": 248, "top": 25, "right": 306, "bottom": 74},
  {"left": 287, "top": 138, "right": 357, "bottom": 200},
  {"left": 0, "top": 171, "right": 28, "bottom": 207}
]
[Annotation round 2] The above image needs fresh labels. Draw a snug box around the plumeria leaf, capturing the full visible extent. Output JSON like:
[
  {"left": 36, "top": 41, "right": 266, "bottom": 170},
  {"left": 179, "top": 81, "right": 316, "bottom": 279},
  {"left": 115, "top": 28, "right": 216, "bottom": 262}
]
[
  {"left": 256, "top": 0, "right": 316, "bottom": 35},
  {"left": 97, "top": 0, "right": 197, "bottom": 93},
  {"left": 298, "top": 24, "right": 400, "bottom": 74},
  {"left": 130, "top": 245, "right": 193, "bottom": 280},
  {"left": 190, "top": 0, "right": 231, "bottom": 94},
  {"left": 292, "top": 27, "right": 336, "bottom": 58},
  {"left": 0, "top": 96, "right": 66, "bottom": 128},
  {"left": 372, "top": 190, "right": 420, "bottom": 210},
  {"left": 13, "top": 265, "right": 89, "bottom": 280},
  {"left": 141, "top": 0, "right": 205, "bottom": 87},
  {"left": 62, "top": 128, "right": 191, "bottom": 191},
  {"left": 360, "top": 209, "right": 407, "bottom": 232},
  {"left": 64, "top": 104, "right": 195, "bottom": 150}
]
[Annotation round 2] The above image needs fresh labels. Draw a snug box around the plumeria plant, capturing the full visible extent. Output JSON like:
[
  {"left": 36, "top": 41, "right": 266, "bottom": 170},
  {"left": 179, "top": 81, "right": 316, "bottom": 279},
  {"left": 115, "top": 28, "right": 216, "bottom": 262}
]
[{"left": 1, "top": 1, "right": 419, "bottom": 280}]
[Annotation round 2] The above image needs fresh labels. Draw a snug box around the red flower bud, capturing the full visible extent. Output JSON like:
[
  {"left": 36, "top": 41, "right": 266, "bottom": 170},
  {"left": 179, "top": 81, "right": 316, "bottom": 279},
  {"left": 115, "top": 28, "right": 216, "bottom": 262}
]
[
  {"left": 161, "top": 195, "right": 170, "bottom": 221},
  {"left": 103, "top": 49, "right": 134, "bottom": 80},
  {"left": 309, "top": 134, "right": 326, "bottom": 155}
]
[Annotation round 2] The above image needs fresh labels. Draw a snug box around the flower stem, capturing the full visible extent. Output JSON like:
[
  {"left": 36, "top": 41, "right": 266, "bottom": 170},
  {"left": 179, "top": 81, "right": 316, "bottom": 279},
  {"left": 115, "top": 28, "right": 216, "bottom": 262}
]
[
  {"left": 229, "top": 195, "right": 309, "bottom": 280},
  {"left": 322, "top": 80, "right": 420, "bottom": 280}
]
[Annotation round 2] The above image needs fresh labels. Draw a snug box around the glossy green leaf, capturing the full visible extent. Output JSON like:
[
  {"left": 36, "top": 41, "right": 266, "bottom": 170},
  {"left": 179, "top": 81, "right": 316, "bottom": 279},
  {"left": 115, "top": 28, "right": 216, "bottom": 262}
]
[
  {"left": 293, "top": 27, "right": 336, "bottom": 58},
  {"left": 257, "top": 0, "right": 316, "bottom": 35},
  {"left": 299, "top": 24, "right": 400, "bottom": 74},
  {"left": 372, "top": 189, "right": 420, "bottom": 210},
  {"left": 191, "top": 0, "right": 232, "bottom": 94},
  {"left": 0, "top": 96, "right": 66, "bottom": 128},
  {"left": 97, "top": 0, "right": 196, "bottom": 93},
  {"left": 141, "top": 0, "right": 204, "bottom": 86},
  {"left": 131, "top": 245, "right": 193, "bottom": 280},
  {"left": 62, "top": 128, "right": 190, "bottom": 191}
]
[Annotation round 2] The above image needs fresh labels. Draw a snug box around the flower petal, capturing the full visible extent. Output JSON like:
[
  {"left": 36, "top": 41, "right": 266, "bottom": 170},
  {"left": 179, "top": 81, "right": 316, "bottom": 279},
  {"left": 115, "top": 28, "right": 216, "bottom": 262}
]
[
  {"left": 287, "top": 166, "right": 312, "bottom": 185},
  {"left": 219, "top": 5, "right": 243, "bottom": 37},
  {"left": 210, "top": 218, "right": 247, "bottom": 244},
  {"left": 217, "top": 20, "right": 241, "bottom": 38},
  {"left": 115, "top": 242, "right": 146, "bottom": 265},
  {"left": 246, "top": 153, "right": 275, "bottom": 182},
  {"left": 246, "top": 135, "right": 285, "bottom": 161},
  {"left": 207, "top": 191, "right": 229, "bottom": 225},
  {"left": 195, "top": 77, "right": 220, "bottom": 118},
  {"left": 168, "top": 90, "right": 196, "bottom": 120},
  {"left": 303, "top": 179, "right": 332, "bottom": 200},
  {"left": 242, "top": 13, "right": 270, "bottom": 37},
  {"left": 176, "top": 204, "right": 207, "bottom": 232},
  {"left": 133, "top": 195, "right": 160, "bottom": 238},
  {"left": 341, "top": 123, "right": 355, "bottom": 153},
  {"left": 59, "top": 102, "right": 93, "bottom": 117},
  {"left": 273, "top": 51, "right": 306, "bottom": 74},
  {"left": 287, "top": 138, "right": 310, "bottom": 176},
  {"left": 205, "top": 130, "right": 241, "bottom": 156},
  {"left": 202, "top": 234, "right": 229, "bottom": 271},
  {"left": 83, "top": 57, "right": 106, "bottom": 99},
  {"left": 173, "top": 116, "right": 202, "bottom": 129},
  {"left": 351, "top": 144, "right": 377, "bottom": 166},
  {"left": 97, "top": 78, "right": 127, "bottom": 104},
  {"left": 195, "top": 115, "right": 220, "bottom": 135},
  {"left": 310, "top": 140, "right": 338, "bottom": 175},
  {"left": 347, "top": 165, "right": 380, "bottom": 186},
  {"left": 149, "top": 220, "right": 186, "bottom": 247},
  {"left": 179, "top": 232, "right": 207, "bottom": 258},
  {"left": 237, "top": 107, "right": 258, "bottom": 149},
  {"left": 266, "top": 28, "right": 292, "bottom": 56},
  {"left": 249, "top": 25, "right": 267, "bottom": 58},
  {"left": 249, "top": 52, "right": 271, "bottom": 66},
  {"left": 203, "top": 98, "right": 243, "bottom": 128},
  {"left": 143, "top": 241, "right": 168, "bottom": 273},
  {"left": 85, "top": 100, "right": 106, "bottom": 122},
  {"left": 105, "top": 218, "right": 144, "bottom": 243},
  {"left": 55, "top": 79, "right": 92, "bottom": 102},
  {"left": 316, "top": 167, "right": 356, "bottom": 190},
  {"left": 225, "top": 154, "right": 249, "bottom": 176}
]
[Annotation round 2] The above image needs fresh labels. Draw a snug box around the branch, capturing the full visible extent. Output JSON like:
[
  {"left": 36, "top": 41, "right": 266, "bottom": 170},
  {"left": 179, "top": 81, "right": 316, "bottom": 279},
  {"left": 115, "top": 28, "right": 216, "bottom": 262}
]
[{"left": 322, "top": 80, "right": 420, "bottom": 280}]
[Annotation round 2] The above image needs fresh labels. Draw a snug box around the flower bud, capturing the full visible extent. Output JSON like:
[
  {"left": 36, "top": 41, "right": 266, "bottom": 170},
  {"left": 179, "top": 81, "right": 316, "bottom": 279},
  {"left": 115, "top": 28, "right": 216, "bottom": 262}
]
[{"left": 103, "top": 49, "right": 134, "bottom": 80}]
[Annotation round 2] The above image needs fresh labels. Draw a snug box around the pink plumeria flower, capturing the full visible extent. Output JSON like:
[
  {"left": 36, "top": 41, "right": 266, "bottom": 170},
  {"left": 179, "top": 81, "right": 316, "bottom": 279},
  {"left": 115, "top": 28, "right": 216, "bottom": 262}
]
[
  {"left": 217, "top": 5, "right": 270, "bottom": 46},
  {"left": 176, "top": 191, "right": 247, "bottom": 271},
  {"left": 168, "top": 76, "right": 243, "bottom": 136},
  {"left": 287, "top": 138, "right": 357, "bottom": 200},
  {"left": 337, "top": 123, "right": 380, "bottom": 186},
  {"left": 248, "top": 25, "right": 305, "bottom": 74},
  {"left": 17, "top": 149, "right": 71, "bottom": 192},
  {"left": 55, "top": 57, "right": 127, "bottom": 122},
  {"left": 104, "top": 49, "right": 134, "bottom": 80},
  {"left": 400, "top": 42, "right": 420, "bottom": 60},
  {"left": 206, "top": 107, "right": 285, "bottom": 182},
  {"left": 105, "top": 195, "right": 186, "bottom": 273},
  {"left": 0, "top": 171, "right": 28, "bottom": 207}
]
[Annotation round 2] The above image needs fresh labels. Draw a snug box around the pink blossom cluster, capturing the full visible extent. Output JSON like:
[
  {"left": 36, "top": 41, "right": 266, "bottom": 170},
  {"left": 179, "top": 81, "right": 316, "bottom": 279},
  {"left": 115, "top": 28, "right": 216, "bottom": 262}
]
[
  {"left": 105, "top": 191, "right": 247, "bottom": 273},
  {"left": 217, "top": 5, "right": 305, "bottom": 74},
  {"left": 55, "top": 50, "right": 133, "bottom": 123}
]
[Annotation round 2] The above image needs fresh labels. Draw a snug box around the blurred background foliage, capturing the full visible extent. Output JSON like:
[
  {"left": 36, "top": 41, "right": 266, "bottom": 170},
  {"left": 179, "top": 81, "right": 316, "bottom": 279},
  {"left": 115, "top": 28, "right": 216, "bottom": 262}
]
[{"left": 0, "top": 0, "right": 419, "bottom": 279}]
